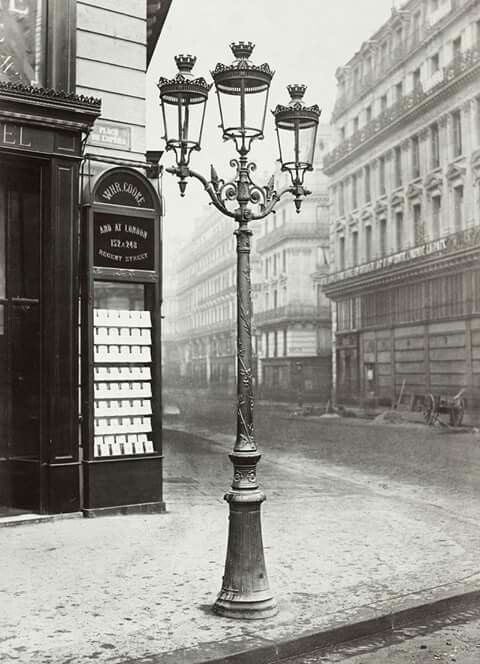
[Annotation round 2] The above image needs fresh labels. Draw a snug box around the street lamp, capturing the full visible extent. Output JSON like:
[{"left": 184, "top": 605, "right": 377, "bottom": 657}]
[{"left": 158, "top": 42, "right": 321, "bottom": 620}]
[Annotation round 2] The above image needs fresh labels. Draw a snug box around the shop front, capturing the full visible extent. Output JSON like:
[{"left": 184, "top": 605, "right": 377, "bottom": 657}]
[{"left": 0, "top": 85, "right": 100, "bottom": 515}]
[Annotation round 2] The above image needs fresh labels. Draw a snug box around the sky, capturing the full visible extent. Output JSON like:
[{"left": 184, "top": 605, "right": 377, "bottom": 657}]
[{"left": 146, "top": 0, "right": 396, "bottom": 254}]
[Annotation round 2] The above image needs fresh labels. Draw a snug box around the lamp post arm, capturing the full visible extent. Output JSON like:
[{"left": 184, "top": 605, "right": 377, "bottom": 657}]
[
  {"left": 166, "top": 165, "right": 237, "bottom": 219},
  {"left": 251, "top": 183, "right": 311, "bottom": 221}
]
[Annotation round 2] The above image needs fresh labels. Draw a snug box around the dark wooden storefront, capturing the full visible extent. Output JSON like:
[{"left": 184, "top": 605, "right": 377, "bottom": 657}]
[{"left": 0, "top": 84, "right": 100, "bottom": 513}]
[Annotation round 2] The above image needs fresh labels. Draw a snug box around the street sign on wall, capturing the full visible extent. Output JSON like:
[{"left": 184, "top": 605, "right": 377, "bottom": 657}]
[{"left": 89, "top": 121, "right": 131, "bottom": 152}]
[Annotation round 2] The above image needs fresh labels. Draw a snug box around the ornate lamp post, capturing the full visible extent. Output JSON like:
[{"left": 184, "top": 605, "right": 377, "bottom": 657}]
[{"left": 158, "top": 42, "right": 321, "bottom": 620}]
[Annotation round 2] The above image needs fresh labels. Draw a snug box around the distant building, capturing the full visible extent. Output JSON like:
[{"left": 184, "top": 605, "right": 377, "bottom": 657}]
[
  {"left": 323, "top": 0, "right": 480, "bottom": 407},
  {"left": 168, "top": 129, "right": 334, "bottom": 403}
]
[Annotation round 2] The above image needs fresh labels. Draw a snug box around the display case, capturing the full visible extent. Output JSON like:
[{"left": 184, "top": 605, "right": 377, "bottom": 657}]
[{"left": 81, "top": 167, "right": 164, "bottom": 516}]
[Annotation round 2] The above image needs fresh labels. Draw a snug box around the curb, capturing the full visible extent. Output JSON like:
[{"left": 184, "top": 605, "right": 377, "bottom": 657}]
[
  {"left": 0, "top": 511, "right": 83, "bottom": 528},
  {"left": 152, "top": 587, "right": 480, "bottom": 664}
]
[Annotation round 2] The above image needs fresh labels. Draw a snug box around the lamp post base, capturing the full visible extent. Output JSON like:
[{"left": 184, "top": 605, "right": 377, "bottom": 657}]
[
  {"left": 213, "top": 491, "right": 278, "bottom": 620},
  {"left": 213, "top": 593, "right": 278, "bottom": 620}
]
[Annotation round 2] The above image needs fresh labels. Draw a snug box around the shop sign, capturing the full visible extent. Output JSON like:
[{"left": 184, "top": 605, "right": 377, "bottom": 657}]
[
  {"left": 0, "top": 121, "right": 51, "bottom": 152},
  {"left": 94, "top": 213, "right": 154, "bottom": 271},
  {"left": 89, "top": 121, "right": 131, "bottom": 151},
  {"left": 95, "top": 171, "right": 154, "bottom": 209},
  {"left": 328, "top": 227, "right": 480, "bottom": 285}
]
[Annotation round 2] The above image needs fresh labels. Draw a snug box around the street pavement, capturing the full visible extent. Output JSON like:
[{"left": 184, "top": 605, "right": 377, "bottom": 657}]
[{"left": 2, "top": 396, "right": 480, "bottom": 663}]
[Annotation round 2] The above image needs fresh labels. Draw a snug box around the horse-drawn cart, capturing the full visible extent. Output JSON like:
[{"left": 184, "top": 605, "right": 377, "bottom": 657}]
[{"left": 422, "top": 389, "right": 466, "bottom": 427}]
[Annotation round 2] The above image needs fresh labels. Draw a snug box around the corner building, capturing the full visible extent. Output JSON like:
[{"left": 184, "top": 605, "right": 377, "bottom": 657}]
[
  {"left": 324, "top": 0, "right": 480, "bottom": 407},
  {"left": 0, "top": 0, "right": 171, "bottom": 516}
]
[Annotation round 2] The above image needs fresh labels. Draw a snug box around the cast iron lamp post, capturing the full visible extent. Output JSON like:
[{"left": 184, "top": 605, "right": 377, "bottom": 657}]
[{"left": 158, "top": 42, "right": 321, "bottom": 620}]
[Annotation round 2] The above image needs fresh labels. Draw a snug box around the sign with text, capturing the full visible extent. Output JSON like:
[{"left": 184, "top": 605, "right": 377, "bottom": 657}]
[
  {"left": 89, "top": 121, "right": 131, "bottom": 151},
  {"left": 94, "top": 213, "right": 154, "bottom": 271},
  {"left": 95, "top": 171, "right": 154, "bottom": 209}
]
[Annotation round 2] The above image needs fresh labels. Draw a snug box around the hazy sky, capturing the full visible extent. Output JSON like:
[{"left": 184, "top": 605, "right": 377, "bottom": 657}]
[{"left": 146, "top": 0, "right": 395, "bottom": 250}]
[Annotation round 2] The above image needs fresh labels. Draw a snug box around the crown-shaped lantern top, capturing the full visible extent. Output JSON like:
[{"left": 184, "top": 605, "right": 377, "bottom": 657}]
[
  {"left": 287, "top": 84, "right": 306, "bottom": 103},
  {"left": 230, "top": 41, "right": 255, "bottom": 62},
  {"left": 174, "top": 54, "right": 196, "bottom": 75}
]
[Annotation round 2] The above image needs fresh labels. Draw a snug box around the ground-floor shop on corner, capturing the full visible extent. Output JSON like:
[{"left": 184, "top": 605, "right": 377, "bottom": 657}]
[{"left": 0, "top": 90, "right": 164, "bottom": 518}]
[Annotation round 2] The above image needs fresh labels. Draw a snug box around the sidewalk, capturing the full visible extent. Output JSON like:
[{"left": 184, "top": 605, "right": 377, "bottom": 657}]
[{"left": 2, "top": 426, "right": 480, "bottom": 663}]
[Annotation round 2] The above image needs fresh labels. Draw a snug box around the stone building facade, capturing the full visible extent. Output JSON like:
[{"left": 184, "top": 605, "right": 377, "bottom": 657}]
[
  {"left": 324, "top": 0, "right": 480, "bottom": 407},
  {"left": 169, "top": 129, "right": 333, "bottom": 402}
]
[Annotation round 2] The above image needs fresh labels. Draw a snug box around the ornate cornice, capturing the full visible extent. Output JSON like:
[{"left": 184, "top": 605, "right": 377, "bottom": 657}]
[{"left": 0, "top": 81, "right": 101, "bottom": 108}]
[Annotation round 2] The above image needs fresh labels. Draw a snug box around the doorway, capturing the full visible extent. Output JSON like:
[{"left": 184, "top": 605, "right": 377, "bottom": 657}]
[{"left": 0, "top": 161, "right": 42, "bottom": 513}]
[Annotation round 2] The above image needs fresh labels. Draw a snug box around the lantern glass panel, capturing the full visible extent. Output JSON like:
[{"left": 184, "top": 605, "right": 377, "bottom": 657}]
[
  {"left": 162, "top": 94, "right": 206, "bottom": 149},
  {"left": 217, "top": 85, "right": 269, "bottom": 139}
]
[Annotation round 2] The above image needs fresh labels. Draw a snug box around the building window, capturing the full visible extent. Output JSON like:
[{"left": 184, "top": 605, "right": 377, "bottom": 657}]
[
  {"left": 265, "top": 259, "right": 268, "bottom": 279},
  {"left": 364, "top": 164, "right": 371, "bottom": 202},
  {"left": 379, "top": 219, "right": 387, "bottom": 256},
  {"left": 353, "top": 116, "right": 359, "bottom": 133},
  {"left": 365, "top": 105, "right": 372, "bottom": 123},
  {"left": 395, "top": 211, "right": 403, "bottom": 251},
  {"left": 340, "top": 126, "right": 345, "bottom": 141},
  {"left": 283, "top": 329, "right": 287, "bottom": 356},
  {"left": 282, "top": 249, "right": 286, "bottom": 272},
  {"left": 413, "top": 203, "right": 423, "bottom": 245},
  {"left": 412, "top": 11, "right": 421, "bottom": 44},
  {"left": 273, "top": 253, "right": 278, "bottom": 276},
  {"left": 339, "top": 237, "right": 345, "bottom": 270},
  {"left": 432, "top": 195, "right": 441, "bottom": 238},
  {"left": 412, "top": 135, "right": 420, "bottom": 178},
  {"left": 431, "top": 123, "right": 440, "bottom": 168},
  {"left": 339, "top": 181, "right": 345, "bottom": 216},
  {"left": 381, "top": 41, "right": 388, "bottom": 71},
  {"left": 352, "top": 230, "right": 359, "bottom": 266},
  {"left": 452, "top": 35, "right": 462, "bottom": 59},
  {"left": 273, "top": 289, "right": 278, "bottom": 309},
  {"left": 452, "top": 110, "right": 462, "bottom": 157},
  {"left": 273, "top": 331, "right": 278, "bottom": 357},
  {"left": 380, "top": 93, "right": 388, "bottom": 112},
  {"left": 454, "top": 185, "right": 464, "bottom": 231},
  {"left": 352, "top": 173, "right": 358, "bottom": 209},
  {"left": 365, "top": 225, "right": 372, "bottom": 262},
  {"left": 430, "top": 52, "right": 440, "bottom": 74},
  {"left": 379, "top": 156, "right": 386, "bottom": 195},
  {"left": 413, "top": 67, "right": 421, "bottom": 89},
  {"left": 394, "top": 146, "right": 402, "bottom": 187},
  {"left": 395, "top": 81, "right": 403, "bottom": 101}
]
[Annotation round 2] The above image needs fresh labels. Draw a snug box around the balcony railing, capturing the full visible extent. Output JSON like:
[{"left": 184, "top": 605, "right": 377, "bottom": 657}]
[
  {"left": 331, "top": 0, "right": 469, "bottom": 121},
  {"left": 325, "top": 45, "right": 480, "bottom": 173},
  {"left": 254, "top": 303, "right": 331, "bottom": 325},
  {"left": 255, "top": 222, "right": 324, "bottom": 253}
]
